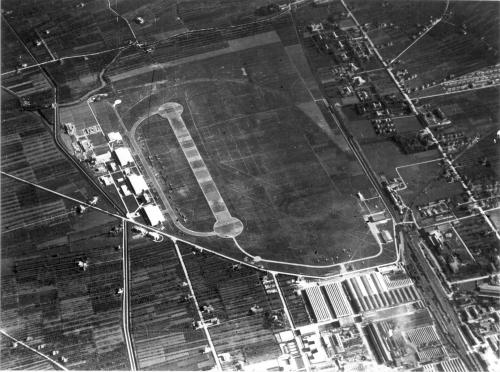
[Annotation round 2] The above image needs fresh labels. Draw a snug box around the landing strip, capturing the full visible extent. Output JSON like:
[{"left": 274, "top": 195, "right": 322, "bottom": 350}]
[{"left": 157, "top": 102, "right": 243, "bottom": 238}]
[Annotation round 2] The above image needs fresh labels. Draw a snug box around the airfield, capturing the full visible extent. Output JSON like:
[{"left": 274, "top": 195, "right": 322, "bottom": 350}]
[
  {"left": 2, "top": 0, "right": 499, "bottom": 371},
  {"left": 85, "top": 26, "right": 397, "bottom": 275}
]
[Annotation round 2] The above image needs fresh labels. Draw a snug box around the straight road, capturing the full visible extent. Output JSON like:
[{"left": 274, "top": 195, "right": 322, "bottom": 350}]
[
  {"left": 173, "top": 240, "right": 222, "bottom": 371},
  {"left": 272, "top": 272, "right": 312, "bottom": 372},
  {"left": 2, "top": 169, "right": 381, "bottom": 280},
  {"left": 341, "top": 0, "right": 499, "bottom": 241},
  {"left": 1, "top": 15, "right": 126, "bottom": 217},
  {"left": 121, "top": 220, "right": 138, "bottom": 370},
  {"left": 0, "top": 329, "right": 68, "bottom": 370},
  {"left": 339, "top": 3, "right": 487, "bottom": 369}
]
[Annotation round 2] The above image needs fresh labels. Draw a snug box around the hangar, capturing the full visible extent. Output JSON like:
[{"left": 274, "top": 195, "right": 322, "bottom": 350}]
[
  {"left": 142, "top": 204, "right": 165, "bottom": 226},
  {"left": 114, "top": 147, "right": 133, "bottom": 166}
]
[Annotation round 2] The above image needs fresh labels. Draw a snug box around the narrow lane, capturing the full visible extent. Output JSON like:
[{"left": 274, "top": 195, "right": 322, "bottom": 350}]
[
  {"left": 272, "top": 272, "right": 312, "bottom": 372},
  {"left": 172, "top": 240, "right": 222, "bottom": 371}
]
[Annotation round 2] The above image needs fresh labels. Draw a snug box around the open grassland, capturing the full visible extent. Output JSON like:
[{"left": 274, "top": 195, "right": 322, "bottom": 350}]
[
  {"left": 136, "top": 111, "right": 216, "bottom": 233},
  {"left": 397, "top": 160, "right": 464, "bottom": 218},
  {"left": 106, "top": 31, "right": 390, "bottom": 271}
]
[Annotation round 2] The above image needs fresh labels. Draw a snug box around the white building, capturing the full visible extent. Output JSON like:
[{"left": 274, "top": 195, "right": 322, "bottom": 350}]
[
  {"left": 93, "top": 150, "right": 112, "bottom": 164},
  {"left": 128, "top": 174, "right": 149, "bottom": 195},
  {"left": 99, "top": 175, "right": 113, "bottom": 186},
  {"left": 114, "top": 147, "right": 133, "bottom": 166},
  {"left": 121, "top": 184, "right": 131, "bottom": 196},
  {"left": 142, "top": 204, "right": 165, "bottom": 226},
  {"left": 107, "top": 132, "right": 123, "bottom": 143}
]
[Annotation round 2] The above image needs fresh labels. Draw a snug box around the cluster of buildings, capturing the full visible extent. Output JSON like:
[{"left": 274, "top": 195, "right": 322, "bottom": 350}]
[
  {"left": 442, "top": 64, "right": 500, "bottom": 93},
  {"left": 364, "top": 315, "right": 450, "bottom": 368},
  {"left": 382, "top": 178, "right": 406, "bottom": 214},
  {"left": 64, "top": 117, "right": 165, "bottom": 227},
  {"left": 299, "top": 266, "right": 419, "bottom": 324},
  {"left": 417, "top": 199, "right": 454, "bottom": 223},
  {"left": 105, "top": 143, "right": 165, "bottom": 227},
  {"left": 424, "top": 226, "right": 474, "bottom": 277},
  {"left": 467, "top": 180, "right": 500, "bottom": 210},
  {"left": 419, "top": 106, "right": 477, "bottom": 155},
  {"left": 308, "top": 20, "right": 371, "bottom": 65},
  {"left": 418, "top": 106, "right": 452, "bottom": 128},
  {"left": 274, "top": 265, "right": 473, "bottom": 370},
  {"left": 372, "top": 117, "right": 395, "bottom": 136},
  {"left": 451, "top": 277, "right": 500, "bottom": 370}
]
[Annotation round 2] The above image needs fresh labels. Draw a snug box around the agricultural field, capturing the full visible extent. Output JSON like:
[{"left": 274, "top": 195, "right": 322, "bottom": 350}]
[
  {"left": 1, "top": 0, "right": 130, "bottom": 104},
  {"left": 1, "top": 24, "right": 53, "bottom": 109},
  {"left": 107, "top": 12, "right": 299, "bottom": 84},
  {"left": 357, "top": 136, "right": 441, "bottom": 182},
  {"left": 276, "top": 276, "right": 312, "bottom": 328},
  {"left": 128, "top": 230, "right": 215, "bottom": 371},
  {"left": 178, "top": 242, "right": 285, "bottom": 370},
  {"left": 418, "top": 86, "right": 500, "bottom": 148},
  {"left": 3, "top": 0, "right": 500, "bottom": 370},
  {"left": 2, "top": 0, "right": 131, "bottom": 58},
  {"left": 348, "top": 0, "right": 499, "bottom": 93},
  {"left": 115, "top": 0, "right": 273, "bottom": 35},
  {"left": 453, "top": 216, "right": 500, "bottom": 279},
  {"left": 1, "top": 92, "right": 116, "bottom": 213},
  {"left": 46, "top": 52, "right": 118, "bottom": 103},
  {"left": 396, "top": 160, "right": 465, "bottom": 223},
  {"left": 419, "top": 87, "right": 500, "bottom": 208},
  {"left": 0, "top": 179, "right": 129, "bottom": 370},
  {"left": 489, "top": 208, "right": 500, "bottom": 232}
]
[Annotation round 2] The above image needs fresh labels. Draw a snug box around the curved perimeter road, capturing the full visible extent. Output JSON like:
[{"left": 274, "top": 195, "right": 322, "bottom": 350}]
[
  {"left": 110, "top": 102, "right": 216, "bottom": 237},
  {"left": 116, "top": 78, "right": 398, "bottom": 270}
]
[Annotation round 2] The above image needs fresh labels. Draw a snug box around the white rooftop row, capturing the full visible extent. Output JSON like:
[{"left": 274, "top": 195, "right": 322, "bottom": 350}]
[
  {"left": 323, "top": 282, "right": 353, "bottom": 318},
  {"left": 304, "top": 286, "right": 332, "bottom": 322}
]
